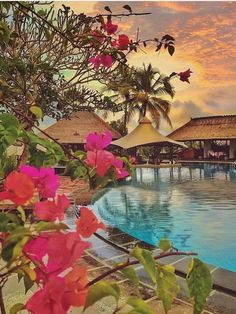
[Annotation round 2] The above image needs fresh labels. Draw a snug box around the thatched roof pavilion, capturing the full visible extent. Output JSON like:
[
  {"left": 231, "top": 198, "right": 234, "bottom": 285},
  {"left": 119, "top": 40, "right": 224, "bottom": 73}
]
[
  {"left": 169, "top": 115, "right": 236, "bottom": 159},
  {"left": 169, "top": 115, "right": 236, "bottom": 141},
  {"left": 41, "top": 111, "right": 121, "bottom": 149},
  {"left": 112, "top": 116, "right": 186, "bottom": 149}
]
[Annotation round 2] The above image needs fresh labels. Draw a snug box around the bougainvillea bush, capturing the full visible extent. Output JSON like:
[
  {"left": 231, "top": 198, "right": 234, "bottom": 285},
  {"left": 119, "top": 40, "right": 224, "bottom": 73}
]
[{"left": 0, "top": 119, "right": 213, "bottom": 314}]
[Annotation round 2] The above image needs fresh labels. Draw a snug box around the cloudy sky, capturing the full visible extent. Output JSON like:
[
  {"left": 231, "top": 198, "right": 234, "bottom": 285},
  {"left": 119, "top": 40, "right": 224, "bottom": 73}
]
[{"left": 53, "top": 1, "right": 236, "bottom": 133}]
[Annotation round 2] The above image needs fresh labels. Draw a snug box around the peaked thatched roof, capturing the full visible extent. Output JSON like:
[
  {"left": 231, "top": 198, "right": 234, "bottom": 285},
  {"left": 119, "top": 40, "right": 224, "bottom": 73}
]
[
  {"left": 112, "top": 116, "right": 186, "bottom": 149},
  {"left": 41, "top": 111, "right": 121, "bottom": 144},
  {"left": 169, "top": 115, "right": 236, "bottom": 141}
]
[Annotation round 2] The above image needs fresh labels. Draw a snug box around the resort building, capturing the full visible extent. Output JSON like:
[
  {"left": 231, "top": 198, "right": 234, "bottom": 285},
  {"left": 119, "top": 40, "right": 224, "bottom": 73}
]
[
  {"left": 41, "top": 111, "right": 121, "bottom": 151},
  {"left": 169, "top": 115, "right": 236, "bottom": 160}
]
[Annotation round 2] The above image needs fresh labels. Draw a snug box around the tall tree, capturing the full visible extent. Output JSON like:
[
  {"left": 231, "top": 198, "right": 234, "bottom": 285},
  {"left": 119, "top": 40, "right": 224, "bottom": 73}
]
[
  {"left": 0, "top": 2, "right": 175, "bottom": 128},
  {"left": 105, "top": 63, "right": 175, "bottom": 131}
]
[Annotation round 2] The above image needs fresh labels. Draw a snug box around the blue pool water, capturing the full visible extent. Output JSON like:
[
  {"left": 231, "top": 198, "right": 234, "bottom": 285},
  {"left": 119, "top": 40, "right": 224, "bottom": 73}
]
[{"left": 92, "top": 164, "right": 236, "bottom": 272}]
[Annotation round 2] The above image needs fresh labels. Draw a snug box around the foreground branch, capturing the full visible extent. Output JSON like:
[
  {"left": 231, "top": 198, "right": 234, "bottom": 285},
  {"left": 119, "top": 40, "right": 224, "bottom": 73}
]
[{"left": 87, "top": 251, "right": 197, "bottom": 287}]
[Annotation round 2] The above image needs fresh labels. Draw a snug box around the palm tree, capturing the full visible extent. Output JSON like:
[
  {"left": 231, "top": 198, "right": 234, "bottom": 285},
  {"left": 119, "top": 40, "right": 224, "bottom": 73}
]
[
  {"left": 128, "top": 63, "right": 174, "bottom": 128},
  {"left": 102, "top": 65, "right": 135, "bottom": 131},
  {"left": 105, "top": 63, "right": 175, "bottom": 131}
]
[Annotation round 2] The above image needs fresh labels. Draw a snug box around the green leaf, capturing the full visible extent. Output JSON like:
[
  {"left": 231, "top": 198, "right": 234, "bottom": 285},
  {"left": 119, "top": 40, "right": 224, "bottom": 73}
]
[
  {"left": 126, "top": 297, "right": 154, "bottom": 314},
  {"left": 22, "top": 265, "right": 37, "bottom": 281},
  {"left": 12, "top": 236, "right": 29, "bottom": 260},
  {"left": 29, "top": 106, "right": 43, "bottom": 119},
  {"left": 0, "top": 21, "right": 10, "bottom": 43},
  {"left": 130, "top": 246, "right": 156, "bottom": 283},
  {"left": 123, "top": 5, "right": 132, "bottom": 13},
  {"left": 168, "top": 45, "right": 175, "bottom": 56},
  {"left": 156, "top": 264, "right": 180, "bottom": 313},
  {"left": 9, "top": 303, "right": 25, "bottom": 314},
  {"left": 35, "top": 221, "right": 69, "bottom": 232},
  {"left": 121, "top": 265, "right": 139, "bottom": 286},
  {"left": 158, "top": 238, "right": 172, "bottom": 252},
  {"left": 84, "top": 281, "right": 120, "bottom": 310},
  {"left": 104, "top": 6, "right": 112, "bottom": 13},
  {"left": 1, "top": 241, "right": 16, "bottom": 261},
  {"left": 23, "top": 272, "right": 34, "bottom": 293},
  {"left": 187, "top": 258, "right": 212, "bottom": 314}
]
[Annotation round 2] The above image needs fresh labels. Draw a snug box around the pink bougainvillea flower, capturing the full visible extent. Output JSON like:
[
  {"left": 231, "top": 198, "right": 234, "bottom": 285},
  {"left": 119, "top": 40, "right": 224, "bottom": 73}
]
[
  {"left": 103, "top": 21, "right": 118, "bottom": 35},
  {"left": 89, "top": 54, "right": 113, "bottom": 69},
  {"left": 0, "top": 172, "right": 34, "bottom": 205},
  {"left": 89, "top": 54, "right": 102, "bottom": 70},
  {"left": 112, "top": 34, "right": 130, "bottom": 50},
  {"left": 62, "top": 265, "right": 88, "bottom": 309},
  {"left": 20, "top": 165, "right": 59, "bottom": 198},
  {"left": 77, "top": 207, "right": 106, "bottom": 238},
  {"left": 24, "top": 232, "right": 90, "bottom": 277},
  {"left": 112, "top": 158, "right": 129, "bottom": 179},
  {"left": 178, "top": 69, "right": 193, "bottom": 84},
  {"left": 24, "top": 235, "right": 48, "bottom": 263},
  {"left": 34, "top": 194, "right": 70, "bottom": 221},
  {"left": 85, "top": 150, "right": 115, "bottom": 176},
  {"left": 26, "top": 276, "right": 66, "bottom": 314},
  {"left": 102, "top": 54, "right": 113, "bottom": 67},
  {"left": 85, "top": 131, "right": 112, "bottom": 151},
  {"left": 46, "top": 232, "right": 90, "bottom": 274}
]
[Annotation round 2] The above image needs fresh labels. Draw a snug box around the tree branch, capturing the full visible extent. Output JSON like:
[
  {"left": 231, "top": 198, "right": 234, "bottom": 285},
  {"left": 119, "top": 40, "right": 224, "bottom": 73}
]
[{"left": 87, "top": 251, "right": 197, "bottom": 287}]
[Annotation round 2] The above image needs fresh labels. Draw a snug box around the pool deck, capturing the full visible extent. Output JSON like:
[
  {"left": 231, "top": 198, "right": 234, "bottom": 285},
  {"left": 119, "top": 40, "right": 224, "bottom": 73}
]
[
  {"left": 179, "top": 160, "right": 236, "bottom": 165},
  {"left": 84, "top": 226, "right": 236, "bottom": 314},
  {"left": 133, "top": 160, "right": 236, "bottom": 169},
  {"left": 133, "top": 163, "right": 182, "bottom": 168}
]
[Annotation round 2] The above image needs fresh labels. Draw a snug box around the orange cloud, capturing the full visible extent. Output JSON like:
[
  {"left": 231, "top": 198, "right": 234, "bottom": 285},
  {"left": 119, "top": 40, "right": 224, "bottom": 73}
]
[{"left": 155, "top": 2, "right": 197, "bottom": 13}]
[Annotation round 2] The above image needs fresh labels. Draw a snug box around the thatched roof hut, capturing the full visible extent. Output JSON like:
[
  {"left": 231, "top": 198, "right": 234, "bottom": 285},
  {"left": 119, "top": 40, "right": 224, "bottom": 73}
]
[
  {"left": 112, "top": 116, "right": 186, "bottom": 149},
  {"left": 169, "top": 115, "right": 236, "bottom": 141},
  {"left": 41, "top": 111, "right": 121, "bottom": 145}
]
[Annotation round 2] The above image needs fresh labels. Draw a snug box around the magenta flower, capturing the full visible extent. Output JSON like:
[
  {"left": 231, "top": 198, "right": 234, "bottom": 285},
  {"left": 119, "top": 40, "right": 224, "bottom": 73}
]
[
  {"left": 178, "top": 68, "right": 193, "bottom": 84},
  {"left": 34, "top": 194, "right": 70, "bottom": 221},
  {"left": 89, "top": 54, "right": 113, "bottom": 69},
  {"left": 26, "top": 276, "right": 66, "bottom": 314},
  {"left": 103, "top": 21, "right": 118, "bottom": 35},
  {"left": 112, "top": 158, "right": 129, "bottom": 179},
  {"left": 102, "top": 54, "right": 113, "bottom": 67},
  {"left": 46, "top": 232, "right": 90, "bottom": 274},
  {"left": 85, "top": 150, "right": 115, "bottom": 177},
  {"left": 112, "top": 34, "right": 130, "bottom": 50},
  {"left": 20, "top": 165, "right": 59, "bottom": 198},
  {"left": 24, "top": 232, "right": 90, "bottom": 276},
  {"left": 89, "top": 54, "right": 103, "bottom": 70},
  {"left": 84, "top": 131, "right": 112, "bottom": 151},
  {"left": 77, "top": 206, "right": 106, "bottom": 238}
]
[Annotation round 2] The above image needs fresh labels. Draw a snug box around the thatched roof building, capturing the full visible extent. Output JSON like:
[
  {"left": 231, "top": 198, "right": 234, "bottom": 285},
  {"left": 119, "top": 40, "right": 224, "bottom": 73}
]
[
  {"left": 169, "top": 115, "right": 236, "bottom": 159},
  {"left": 169, "top": 115, "right": 236, "bottom": 141},
  {"left": 112, "top": 116, "right": 186, "bottom": 149},
  {"left": 41, "top": 111, "right": 121, "bottom": 145}
]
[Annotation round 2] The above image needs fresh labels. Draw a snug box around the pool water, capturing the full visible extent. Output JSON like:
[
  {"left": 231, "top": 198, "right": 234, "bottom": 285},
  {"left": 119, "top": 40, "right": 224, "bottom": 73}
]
[{"left": 92, "top": 164, "right": 236, "bottom": 272}]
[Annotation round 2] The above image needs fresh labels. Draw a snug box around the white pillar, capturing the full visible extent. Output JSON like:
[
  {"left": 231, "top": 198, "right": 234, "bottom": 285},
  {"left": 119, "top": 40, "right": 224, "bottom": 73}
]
[
  {"left": 203, "top": 140, "right": 211, "bottom": 158},
  {"left": 229, "top": 139, "right": 236, "bottom": 159}
]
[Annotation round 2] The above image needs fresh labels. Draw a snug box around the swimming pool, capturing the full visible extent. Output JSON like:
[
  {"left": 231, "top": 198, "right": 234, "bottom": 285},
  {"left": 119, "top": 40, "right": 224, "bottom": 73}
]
[{"left": 92, "top": 164, "right": 236, "bottom": 272}]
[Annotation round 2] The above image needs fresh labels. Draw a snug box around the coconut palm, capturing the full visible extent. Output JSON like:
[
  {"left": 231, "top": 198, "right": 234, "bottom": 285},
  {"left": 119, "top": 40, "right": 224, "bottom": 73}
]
[
  {"left": 128, "top": 63, "right": 174, "bottom": 128},
  {"left": 105, "top": 63, "right": 175, "bottom": 131},
  {"left": 102, "top": 65, "right": 135, "bottom": 131}
]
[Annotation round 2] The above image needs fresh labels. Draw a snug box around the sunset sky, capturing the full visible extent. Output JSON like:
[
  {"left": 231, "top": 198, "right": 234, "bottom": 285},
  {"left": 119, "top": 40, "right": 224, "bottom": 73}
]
[{"left": 52, "top": 1, "right": 236, "bottom": 133}]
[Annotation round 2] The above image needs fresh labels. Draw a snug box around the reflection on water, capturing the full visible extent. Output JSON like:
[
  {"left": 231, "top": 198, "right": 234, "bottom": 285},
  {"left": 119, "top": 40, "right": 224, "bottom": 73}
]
[{"left": 92, "top": 164, "right": 236, "bottom": 272}]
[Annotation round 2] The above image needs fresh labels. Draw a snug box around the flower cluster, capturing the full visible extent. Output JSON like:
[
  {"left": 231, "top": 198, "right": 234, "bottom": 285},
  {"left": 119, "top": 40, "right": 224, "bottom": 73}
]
[
  {"left": 85, "top": 131, "right": 129, "bottom": 179},
  {"left": 89, "top": 19, "right": 130, "bottom": 70},
  {"left": 0, "top": 162, "right": 106, "bottom": 313}
]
